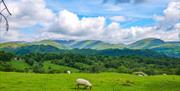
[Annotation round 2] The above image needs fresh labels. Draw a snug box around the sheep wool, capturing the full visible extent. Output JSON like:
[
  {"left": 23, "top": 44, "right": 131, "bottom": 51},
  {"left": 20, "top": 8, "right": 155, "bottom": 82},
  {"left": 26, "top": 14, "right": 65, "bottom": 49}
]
[
  {"left": 67, "top": 71, "right": 71, "bottom": 74},
  {"left": 76, "top": 78, "right": 92, "bottom": 89}
]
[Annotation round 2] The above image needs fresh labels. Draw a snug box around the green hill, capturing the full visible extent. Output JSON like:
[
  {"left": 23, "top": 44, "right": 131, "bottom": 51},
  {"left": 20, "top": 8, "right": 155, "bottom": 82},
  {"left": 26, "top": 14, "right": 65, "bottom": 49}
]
[
  {"left": 0, "top": 40, "right": 68, "bottom": 50},
  {"left": 128, "top": 38, "right": 165, "bottom": 49},
  {"left": 128, "top": 38, "right": 180, "bottom": 58},
  {"left": 54, "top": 40, "right": 125, "bottom": 49},
  {"left": 68, "top": 40, "right": 125, "bottom": 50},
  {"left": 42, "top": 61, "right": 79, "bottom": 73},
  {"left": 0, "top": 42, "right": 27, "bottom": 48},
  {"left": 8, "top": 60, "right": 30, "bottom": 72},
  {"left": 0, "top": 40, "right": 125, "bottom": 50},
  {"left": 0, "top": 38, "right": 179, "bottom": 57},
  {"left": 151, "top": 44, "right": 180, "bottom": 58},
  {"left": 12, "top": 45, "right": 61, "bottom": 55},
  {"left": 32, "top": 40, "right": 68, "bottom": 49}
]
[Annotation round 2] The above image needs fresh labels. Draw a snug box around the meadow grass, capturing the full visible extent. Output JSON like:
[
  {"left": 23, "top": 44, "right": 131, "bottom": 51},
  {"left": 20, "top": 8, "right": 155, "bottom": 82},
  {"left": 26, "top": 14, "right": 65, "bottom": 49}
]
[
  {"left": 0, "top": 72, "right": 180, "bottom": 91},
  {"left": 42, "top": 61, "right": 79, "bottom": 73},
  {"left": 8, "top": 60, "right": 30, "bottom": 71}
]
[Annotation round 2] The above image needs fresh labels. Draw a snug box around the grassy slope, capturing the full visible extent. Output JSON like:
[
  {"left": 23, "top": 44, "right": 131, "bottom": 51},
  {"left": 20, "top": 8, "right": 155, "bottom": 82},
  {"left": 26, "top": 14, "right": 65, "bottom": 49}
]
[
  {"left": 70, "top": 40, "right": 125, "bottom": 50},
  {"left": 151, "top": 44, "right": 180, "bottom": 52},
  {"left": 0, "top": 72, "right": 179, "bottom": 91},
  {"left": 0, "top": 42, "right": 27, "bottom": 48},
  {"left": 32, "top": 40, "right": 68, "bottom": 49},
  {"left": 1, "top": 60, "right": 79, "bottom": 73},
  {"left": 8, "top": 60, "right": 30, "bottom": 71},
  {"left": 42, "top": 61, "right": 79, "bottom": 73},
  {"left": 128, "top": 38, "right": 164, "bottom": 49},
  {"left": 92, "top": 43, "right": 125, "bottom": 50}
]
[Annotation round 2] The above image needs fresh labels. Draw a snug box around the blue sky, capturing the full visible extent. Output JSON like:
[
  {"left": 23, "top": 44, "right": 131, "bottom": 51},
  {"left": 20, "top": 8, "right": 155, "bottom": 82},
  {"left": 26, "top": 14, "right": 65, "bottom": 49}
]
[
  {"left": 0, "top": 0, "right": 179, "bottom": 43},
  {"left": 45, "top": 0, "right": 168, "bottom": 27}
]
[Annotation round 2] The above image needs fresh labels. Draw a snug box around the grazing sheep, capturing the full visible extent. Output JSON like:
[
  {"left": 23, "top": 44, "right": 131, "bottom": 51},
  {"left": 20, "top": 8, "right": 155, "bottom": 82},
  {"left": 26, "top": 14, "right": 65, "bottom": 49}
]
[
  {"left": 76, "top": 78, "right": 92, "bottom": 90},
  {"left": 163, "top": 73, "right": 167, "bottom": 75},
  {"left": 133, "top": 72, "right": 148, "bottom": 76},
  {"left": 67, "top": 70, "right": 71, "bottom": 74},
  {"left": 138, "top": 74, "right": 143, "bottom": 76}
]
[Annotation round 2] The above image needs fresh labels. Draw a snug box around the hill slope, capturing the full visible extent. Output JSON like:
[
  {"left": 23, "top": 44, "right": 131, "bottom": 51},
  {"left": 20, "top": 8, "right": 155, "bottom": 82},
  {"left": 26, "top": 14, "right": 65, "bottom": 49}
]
[
  {"left": 69, "top": 40, "right": 125, "bottom": 50},
  {"left": 128, "top": 38, "right": 180, "bottom": 58},
  {"left": 0, "top": 38, "right": 179, "bottom": 57},
  {"left": 128, "top": 38, "right": 165, "bottom": 49},
  {"left": 0, "top": 42, "right": 28, "bottom": 48},
  {"left": 0, "top": 40, "right": 125, "bottom": 50},
  {"left": 2, "top": 45, "right": 61, "bottom": 55},
  {"left": 31, "top": 40, "right": 68, "bottom": 49}
]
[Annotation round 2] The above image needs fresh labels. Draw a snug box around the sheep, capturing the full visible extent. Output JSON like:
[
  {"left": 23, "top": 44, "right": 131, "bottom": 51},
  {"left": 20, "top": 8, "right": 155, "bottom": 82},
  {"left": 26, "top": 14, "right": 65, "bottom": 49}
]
[
  {"left": 138, "top": 74, "right": 143, "bottom": 76},
  {"left": 133, "top": 72, "right": 148, "bottom": 76},
  {"left": 163, "top": 73, "right": 167, "bottom": 75},
  {"left": 76, "top": 78, "right": 92, "bottom": 90},
  {"left": 67, "top": 70, "right": 71, "bottom": 74}
]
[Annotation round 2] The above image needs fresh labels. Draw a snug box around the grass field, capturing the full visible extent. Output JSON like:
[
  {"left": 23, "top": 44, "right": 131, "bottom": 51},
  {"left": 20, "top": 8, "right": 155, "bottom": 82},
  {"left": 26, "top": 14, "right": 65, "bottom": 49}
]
[
  {"left": 0, "top": 72, "right": 180, "bottom": 91},
  {"left": 42, "top": 61, "right": 79, "bottom": 73},
  {"left": 8, "top": 61, "right": 30, "bottom": 71}
]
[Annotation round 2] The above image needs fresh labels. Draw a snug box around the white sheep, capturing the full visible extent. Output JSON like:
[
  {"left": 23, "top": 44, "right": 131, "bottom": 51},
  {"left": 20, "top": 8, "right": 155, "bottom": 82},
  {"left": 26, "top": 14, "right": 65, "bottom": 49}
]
[
  {"left": 163, "top": 73, "right": 167, "bottom": 75},
  {"left": 133, "top": 72, "right": 148, "bottom": 76},
  {"left": 67, "top": 70, "right": 71, "bottom": 74},
  {"left": 76, "top": 78, "right": 92, "bottom": 90}
]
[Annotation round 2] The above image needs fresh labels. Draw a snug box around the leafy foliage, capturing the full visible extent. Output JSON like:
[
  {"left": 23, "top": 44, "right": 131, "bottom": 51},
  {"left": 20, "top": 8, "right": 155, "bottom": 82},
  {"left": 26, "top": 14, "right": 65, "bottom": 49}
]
[{"left": 0, "top": 50, "right": 179, "bottom": 75}]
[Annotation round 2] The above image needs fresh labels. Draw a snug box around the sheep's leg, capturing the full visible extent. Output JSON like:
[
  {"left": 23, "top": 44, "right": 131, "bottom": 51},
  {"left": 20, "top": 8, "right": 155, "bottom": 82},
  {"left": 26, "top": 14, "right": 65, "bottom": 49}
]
[
  {"left": 89, "top": 86, "right": 92, "bottom": 90},
  {"left": 84, "top": 86, "right": 88, "bottom": 89},
  {"left": 77, "top": 84, "right": 80, "bottom": 89},
  {"left": 75, "top": 84, "right": 79, "bottom": 89}
]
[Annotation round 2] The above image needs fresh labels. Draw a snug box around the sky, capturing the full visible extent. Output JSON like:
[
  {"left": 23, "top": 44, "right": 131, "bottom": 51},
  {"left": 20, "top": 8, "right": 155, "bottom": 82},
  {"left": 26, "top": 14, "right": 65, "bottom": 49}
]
[{"left": 0, "top": 0, "right": 179, "bottom": 44}]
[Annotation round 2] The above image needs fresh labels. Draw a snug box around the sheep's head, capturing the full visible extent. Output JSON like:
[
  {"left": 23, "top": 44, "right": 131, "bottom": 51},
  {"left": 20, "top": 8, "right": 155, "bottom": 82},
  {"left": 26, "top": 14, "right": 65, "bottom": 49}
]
[
  {"left": 87, "top": 82, "right": 92, "bottom": 89},
  {"left": 89, "top": 86, "right": 92, "bottom": 89},
  {"left": 89, "top": 85, "right": 92, "bottom": 90}
]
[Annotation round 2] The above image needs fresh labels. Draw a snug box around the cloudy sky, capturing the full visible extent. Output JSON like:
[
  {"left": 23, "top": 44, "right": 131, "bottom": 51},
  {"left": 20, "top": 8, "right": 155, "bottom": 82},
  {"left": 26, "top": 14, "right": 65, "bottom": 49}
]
[{"left": 0, "top": 0, "right": 179, "bottom": 44}]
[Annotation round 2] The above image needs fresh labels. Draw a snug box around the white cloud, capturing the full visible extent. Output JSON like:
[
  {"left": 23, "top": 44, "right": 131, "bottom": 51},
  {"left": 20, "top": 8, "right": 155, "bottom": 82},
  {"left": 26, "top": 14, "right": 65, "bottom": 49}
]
[
  {"left": 0, "top": 30, "right": 21, "bottom": 42},
  {"left": 0, "top": 0, "right": 55, "bottom": 42},
  {"left": 110, "top": 16, "right": 126, "bottom": 22},
  {"left": 103, "top": 4, "right": 122, "bottom": 11},
  {"left": 174, "top": 23, "right": 180, "bottom": 30},
  {"left": 40, "top": 0, "right": 179, "bottom": 44},
  {"left": 44, "top": 8, "right": 180, "bottom": 44},
  {"left": 47, "top": 10, "right": 105, "bottom": 36},
  {"left": 154, "top": 0, "right": 180, "bottom": 30},
  {"left": 102, "top": 26, "right": 180, "bottom": 44},
  {"left": 7, "top": 0, "right": 55, "bottom": 29},
  {"left": 1, "top": 0, "right": 179, "bottom": 44}
]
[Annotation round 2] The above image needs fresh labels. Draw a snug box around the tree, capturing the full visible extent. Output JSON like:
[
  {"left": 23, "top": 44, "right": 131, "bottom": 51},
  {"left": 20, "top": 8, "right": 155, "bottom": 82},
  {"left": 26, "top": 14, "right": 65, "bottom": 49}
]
[
  {"left": 89, "top": 63, "right": 105, "bottom": 73},
  {"left": 25, "top": 58, "right": 35, "bottom": 65},
  {"left": 117, "top": 66, "right": 129, "bottom": 73},
  {"left": 176, "top": 69, "right": 180, "bottom": 75},
  {"left": 32, "top": 62, "right": 44, "bottom": 73},
  {"left": 0, "top": 51, "right": 14, "bottom": 62}
]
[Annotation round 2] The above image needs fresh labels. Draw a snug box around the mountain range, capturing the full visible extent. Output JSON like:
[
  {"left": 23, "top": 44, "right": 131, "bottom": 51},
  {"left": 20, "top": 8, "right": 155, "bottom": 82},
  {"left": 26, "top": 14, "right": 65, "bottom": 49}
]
[{"left": 0, "top": 38, "right": 180, "bottom": 58}]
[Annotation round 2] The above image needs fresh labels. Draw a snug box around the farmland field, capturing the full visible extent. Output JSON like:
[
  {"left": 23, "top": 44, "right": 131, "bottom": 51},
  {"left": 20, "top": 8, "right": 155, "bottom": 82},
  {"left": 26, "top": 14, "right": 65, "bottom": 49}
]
[{"left": 0, "top": 72, "right": 180, "bottom": 91}]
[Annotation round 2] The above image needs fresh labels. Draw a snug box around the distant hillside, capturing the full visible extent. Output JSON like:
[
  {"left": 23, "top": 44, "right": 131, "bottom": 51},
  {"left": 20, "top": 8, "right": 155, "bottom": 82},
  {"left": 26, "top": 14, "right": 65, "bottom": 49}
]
[
  {"left": 128, "top": 38, "right": 180, "bottom": 58},
  {"left": 31, "top": 40, "right": 68, "bottom": 49},
  {"left": 1, "top": 45, "right": 60, "bottom": 55},
  {"left": 151, "top": 44, "right": 180, "bottom": 58},
  {"left": 0, "top": 38, "right": 179, "bottom": 58},
  {"left": 0, "top": 42, "right": 27, "bottom": 48},
  {"left": 71, "top": 40, "right": 125, "bottom": 49},
  {"left": 67, "top": 49, "right": 167, "bottom": 58},
  {"left": 55, "top": 40, "right": 125, "bottom": 50},
  {"left": 128, "top": 38, "right": 165, "bottom": 49}
]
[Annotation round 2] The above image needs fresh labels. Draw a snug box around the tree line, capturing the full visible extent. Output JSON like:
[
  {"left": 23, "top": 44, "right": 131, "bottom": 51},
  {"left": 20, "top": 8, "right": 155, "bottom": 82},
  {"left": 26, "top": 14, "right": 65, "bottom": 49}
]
[{"left": 0, "top": 51, "right": 180, "bottom": 75}]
